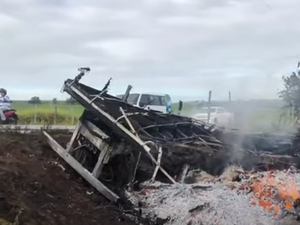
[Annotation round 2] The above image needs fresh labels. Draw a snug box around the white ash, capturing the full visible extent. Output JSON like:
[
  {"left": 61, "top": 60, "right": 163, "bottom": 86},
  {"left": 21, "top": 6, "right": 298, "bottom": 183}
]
[
  {"left": 135, "top": 169, "right": 300, "bottom": 225},
  {"left": 139, "top": 182, "right": 281, "bottom": 225}
]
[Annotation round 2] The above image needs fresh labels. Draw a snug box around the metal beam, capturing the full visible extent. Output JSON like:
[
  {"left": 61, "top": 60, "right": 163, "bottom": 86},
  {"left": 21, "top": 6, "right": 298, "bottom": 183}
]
[{"left": 43, "top": 131, "right": 119, "bottom": 202}]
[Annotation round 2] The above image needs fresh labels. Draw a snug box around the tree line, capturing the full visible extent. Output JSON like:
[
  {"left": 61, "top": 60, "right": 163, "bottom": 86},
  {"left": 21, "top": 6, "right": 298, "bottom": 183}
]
[{"left": 28, "top": 96, "right": 77, "bottom": 104}]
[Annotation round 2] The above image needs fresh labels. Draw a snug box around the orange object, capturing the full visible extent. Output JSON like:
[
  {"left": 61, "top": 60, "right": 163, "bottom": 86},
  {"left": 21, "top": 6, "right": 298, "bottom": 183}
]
[{"left": 250, "top": 172, "right": 300, "bottom": 215}]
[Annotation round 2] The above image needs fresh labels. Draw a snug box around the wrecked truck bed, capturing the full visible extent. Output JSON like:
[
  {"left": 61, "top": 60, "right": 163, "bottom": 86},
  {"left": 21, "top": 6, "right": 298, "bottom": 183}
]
[
  {"left": 43, "top": 68, "right": 300, "bottom": 224},
  {"left": 44, "top": 68, "right": 230, "bottom": 200}
]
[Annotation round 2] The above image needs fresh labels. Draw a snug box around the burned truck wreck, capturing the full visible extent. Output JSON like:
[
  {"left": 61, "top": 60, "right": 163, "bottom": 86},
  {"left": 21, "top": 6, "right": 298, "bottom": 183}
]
[{"left": 44, "top": 68, "right": 300, "bottom": 224}]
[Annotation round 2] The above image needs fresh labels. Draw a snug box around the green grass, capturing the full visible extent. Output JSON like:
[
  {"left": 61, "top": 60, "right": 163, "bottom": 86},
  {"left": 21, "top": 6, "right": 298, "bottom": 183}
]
[
  {"left": 172, "top": 102, "right": 296, "bottom": 133},
  {"left": 11, "top": 101, "right": 83, "bottom": 125},
  {"left": 10, "top": 100, "right": 297, "bottom": 133}
]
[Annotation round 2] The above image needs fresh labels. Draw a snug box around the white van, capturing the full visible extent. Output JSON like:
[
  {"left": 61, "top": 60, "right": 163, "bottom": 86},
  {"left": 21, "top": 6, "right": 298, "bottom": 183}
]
[
  {"left": 193, "top": 106, "right": 234, "bottom": 126},
  {"left": 117, "top": 93, "right": 172, "bottom": 113}
]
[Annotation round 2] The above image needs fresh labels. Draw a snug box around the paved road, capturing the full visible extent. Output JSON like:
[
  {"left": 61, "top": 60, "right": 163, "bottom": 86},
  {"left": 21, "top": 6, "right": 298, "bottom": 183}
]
[{"left": 0, "top": 125, "right": 76, "bottom": 131}]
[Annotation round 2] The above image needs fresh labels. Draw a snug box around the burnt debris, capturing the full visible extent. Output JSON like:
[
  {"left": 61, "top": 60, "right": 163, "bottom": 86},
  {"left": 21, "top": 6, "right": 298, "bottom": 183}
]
[{"left": 44, "top": 68, "right": 300, "bottom": 203}]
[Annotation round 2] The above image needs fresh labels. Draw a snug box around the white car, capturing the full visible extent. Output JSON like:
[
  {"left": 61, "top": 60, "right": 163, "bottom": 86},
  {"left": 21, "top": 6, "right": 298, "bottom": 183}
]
[
  {"left": 117, "top": 93, "right": 172, "bottom": 113},
  {"left": 193, "top": 107, "right": 234, "bottom": 126}
]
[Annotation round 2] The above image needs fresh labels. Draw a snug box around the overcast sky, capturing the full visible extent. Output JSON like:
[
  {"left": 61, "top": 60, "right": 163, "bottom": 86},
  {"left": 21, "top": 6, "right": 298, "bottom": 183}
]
[{"left": 1, "top": 0, "right": 300, "bottom": 101}]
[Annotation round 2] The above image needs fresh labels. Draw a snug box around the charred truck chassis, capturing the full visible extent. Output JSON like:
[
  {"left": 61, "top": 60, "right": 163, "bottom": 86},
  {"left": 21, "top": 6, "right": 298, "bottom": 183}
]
[{"left": 44, "top": 68, "right": 300, "bottom": 203}]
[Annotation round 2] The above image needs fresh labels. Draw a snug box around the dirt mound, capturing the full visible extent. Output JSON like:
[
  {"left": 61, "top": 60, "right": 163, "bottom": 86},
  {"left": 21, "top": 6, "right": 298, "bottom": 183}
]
[{"left": 0, "top": 132, "right": 136, "bottom": 225}]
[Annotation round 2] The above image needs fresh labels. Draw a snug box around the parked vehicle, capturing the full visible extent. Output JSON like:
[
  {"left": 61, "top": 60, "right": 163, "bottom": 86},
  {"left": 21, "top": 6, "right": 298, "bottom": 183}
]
[
  {"left": 193, "top": 106, "right": 234, "bottom": 126},
  {"left": 117, "top": 93, "right": 172, "bottom": 113}
]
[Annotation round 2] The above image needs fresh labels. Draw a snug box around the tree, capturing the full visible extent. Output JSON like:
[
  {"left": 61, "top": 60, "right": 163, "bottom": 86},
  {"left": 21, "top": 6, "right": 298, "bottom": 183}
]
[
  {"left": 28, "top": 96, "right": 41, "bottom": 104},
  {"left": 278, "top": 63, "right": 300, "bottom": 117},
  {"left": 52, "top": 98, "right": 57, "bottom": 104},
  {"left": 66, "top": 97, "right": 77, "bottom": 104}
]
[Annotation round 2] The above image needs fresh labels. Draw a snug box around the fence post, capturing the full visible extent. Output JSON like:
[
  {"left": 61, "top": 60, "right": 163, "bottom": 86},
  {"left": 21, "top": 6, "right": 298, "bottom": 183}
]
[
  {"left": 207, "top": 90, "right": 212, "bottom": 123},
  {"left": 54, "top": 106, "right": 57, "bottom": 125},
  {"left": 34, "top": 104, "right": 37, "bottom": 124},
  {"left": 71, "top": 107, "right": 74, "bottom": 125},
  {"left": 178, "top": 100, "right": 183, "bottom": 116}
]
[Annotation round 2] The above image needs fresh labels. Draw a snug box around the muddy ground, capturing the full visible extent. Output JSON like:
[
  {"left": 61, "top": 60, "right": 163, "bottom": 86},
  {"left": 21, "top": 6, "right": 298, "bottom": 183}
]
[{"left": 0, "top": 131, "right": 137, "bottom": 225}]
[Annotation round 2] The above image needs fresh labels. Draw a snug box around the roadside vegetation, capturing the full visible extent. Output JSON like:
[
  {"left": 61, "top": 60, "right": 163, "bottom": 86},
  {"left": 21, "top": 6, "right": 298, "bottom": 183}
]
[{"left": 13, "top": 99, "right": 83, "bottom": 125}]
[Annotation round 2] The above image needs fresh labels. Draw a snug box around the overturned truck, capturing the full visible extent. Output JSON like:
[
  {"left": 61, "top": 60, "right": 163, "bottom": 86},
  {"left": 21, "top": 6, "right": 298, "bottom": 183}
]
[{"left": 44, "top": 68, "right": 300, "bottom": 224}]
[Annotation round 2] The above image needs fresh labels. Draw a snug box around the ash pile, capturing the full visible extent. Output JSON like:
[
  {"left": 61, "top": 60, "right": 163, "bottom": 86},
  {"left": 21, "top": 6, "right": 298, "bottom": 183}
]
[{"left": 44, "top": 68, "right": 300, "bottom": 225}]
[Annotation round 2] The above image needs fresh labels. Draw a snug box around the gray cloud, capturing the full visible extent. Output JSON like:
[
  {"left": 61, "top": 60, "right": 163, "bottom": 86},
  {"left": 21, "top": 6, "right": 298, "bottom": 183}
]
[{"left": 0, "top": 0, "right": 299, "bottom": 101}]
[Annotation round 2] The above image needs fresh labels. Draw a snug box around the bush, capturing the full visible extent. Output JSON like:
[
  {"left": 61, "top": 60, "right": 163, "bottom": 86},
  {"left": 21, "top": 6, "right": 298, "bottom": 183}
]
[{"left": 28, "top": 96, "right": 42, "bottom": 104}]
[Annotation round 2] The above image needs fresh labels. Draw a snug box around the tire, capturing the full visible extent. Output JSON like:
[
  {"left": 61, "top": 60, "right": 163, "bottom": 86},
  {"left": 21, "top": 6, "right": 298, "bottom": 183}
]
[{"left": 7, "top": 115, "right": 18, "bottom": 125}]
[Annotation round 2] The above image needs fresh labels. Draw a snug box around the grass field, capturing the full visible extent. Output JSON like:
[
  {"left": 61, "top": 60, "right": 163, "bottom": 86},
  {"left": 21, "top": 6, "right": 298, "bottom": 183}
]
[
  {"left": 10, "top": 100, "right": 297, "bottom": 133},
  {"left": 172, "top": 101, "right": 296, "bottom": 133},
  {"left": 12, "top": 101, "right": 83, "bottom": 125}
]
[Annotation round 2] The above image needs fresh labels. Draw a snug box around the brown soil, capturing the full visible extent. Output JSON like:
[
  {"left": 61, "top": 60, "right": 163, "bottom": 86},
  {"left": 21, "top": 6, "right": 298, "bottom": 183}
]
[{"left": 0, "top": 131, "right": 137, "bottom": 225}]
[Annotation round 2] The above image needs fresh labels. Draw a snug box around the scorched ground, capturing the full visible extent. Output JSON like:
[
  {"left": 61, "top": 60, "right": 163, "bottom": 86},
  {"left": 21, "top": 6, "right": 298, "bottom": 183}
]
[
  {"left": 1, "top": 131, "right": 300, "bottom": 225},
  {"left": 0, "top": 132, "right": 136, "bottom": 225}
]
